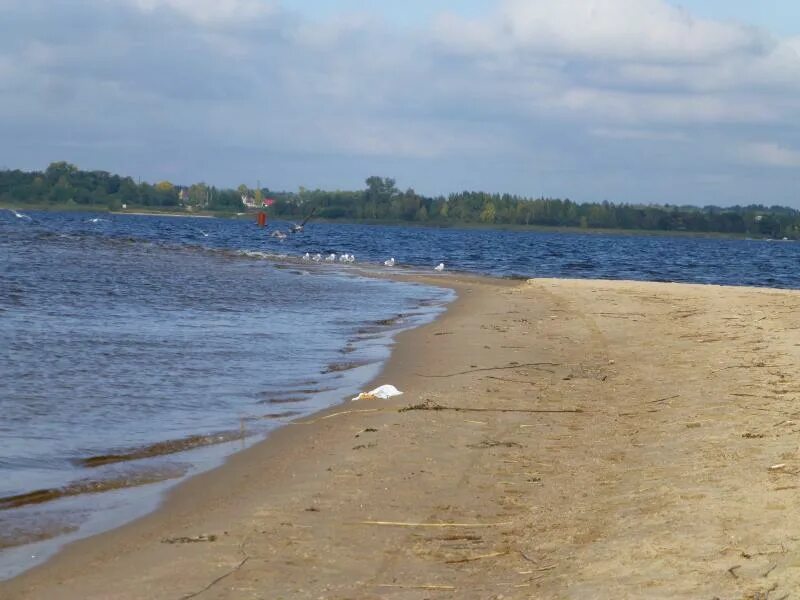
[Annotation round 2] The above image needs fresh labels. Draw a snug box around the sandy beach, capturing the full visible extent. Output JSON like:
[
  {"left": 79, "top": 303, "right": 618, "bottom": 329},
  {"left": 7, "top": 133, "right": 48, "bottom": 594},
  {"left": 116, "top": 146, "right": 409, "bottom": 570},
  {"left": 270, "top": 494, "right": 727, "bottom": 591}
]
[{"left": 3, "top": 275, "right": 800, "bottom": 599}]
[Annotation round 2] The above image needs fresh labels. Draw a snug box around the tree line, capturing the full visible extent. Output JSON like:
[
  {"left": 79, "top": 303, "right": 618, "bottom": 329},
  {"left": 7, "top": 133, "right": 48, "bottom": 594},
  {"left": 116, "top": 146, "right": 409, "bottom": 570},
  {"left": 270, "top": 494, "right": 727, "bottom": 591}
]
[{"left": 2, "top": 163, "right": 799, "bottom": 238}]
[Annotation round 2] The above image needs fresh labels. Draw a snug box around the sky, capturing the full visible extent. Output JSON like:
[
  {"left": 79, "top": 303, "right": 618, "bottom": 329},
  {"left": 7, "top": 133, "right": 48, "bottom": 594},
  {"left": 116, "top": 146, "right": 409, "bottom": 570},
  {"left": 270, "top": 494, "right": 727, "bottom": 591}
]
[{"left": 1, "top": 0, "right": 800, "bottom": 207}]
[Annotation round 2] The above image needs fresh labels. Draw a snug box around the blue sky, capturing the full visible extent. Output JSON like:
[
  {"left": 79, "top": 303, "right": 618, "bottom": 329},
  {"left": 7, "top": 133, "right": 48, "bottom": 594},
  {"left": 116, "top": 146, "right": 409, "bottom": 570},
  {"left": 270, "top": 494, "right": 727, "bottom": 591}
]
[
  {"left": 1, "top": 0, "right": 800, "bottom": 207},
  {"left": 285, "top": 1, "right": 800, "bottom": 35}
]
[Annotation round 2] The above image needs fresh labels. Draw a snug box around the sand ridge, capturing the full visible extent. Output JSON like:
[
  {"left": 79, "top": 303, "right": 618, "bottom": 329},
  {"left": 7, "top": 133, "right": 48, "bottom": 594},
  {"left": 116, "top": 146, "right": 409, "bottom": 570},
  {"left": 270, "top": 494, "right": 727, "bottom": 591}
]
[{"left": 3, "top": 276, "right": 800, "bottom": 599}]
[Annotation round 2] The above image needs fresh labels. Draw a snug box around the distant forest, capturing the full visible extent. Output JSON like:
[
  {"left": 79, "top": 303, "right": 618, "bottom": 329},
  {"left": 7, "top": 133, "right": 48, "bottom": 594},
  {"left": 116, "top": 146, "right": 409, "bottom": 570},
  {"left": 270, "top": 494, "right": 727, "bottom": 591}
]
[{"left": 2, "top": 162, "right": 800, "bottom": 238}]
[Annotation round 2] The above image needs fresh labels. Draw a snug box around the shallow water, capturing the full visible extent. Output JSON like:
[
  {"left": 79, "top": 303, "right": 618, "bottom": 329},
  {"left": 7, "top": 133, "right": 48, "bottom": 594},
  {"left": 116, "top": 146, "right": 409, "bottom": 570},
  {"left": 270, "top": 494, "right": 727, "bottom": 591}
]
[
  {"left": 2, "top": 208, "right": 800, "bottom": 578},
  {"left": 0, "top": 210, "right": 454, "bottom": 577}
]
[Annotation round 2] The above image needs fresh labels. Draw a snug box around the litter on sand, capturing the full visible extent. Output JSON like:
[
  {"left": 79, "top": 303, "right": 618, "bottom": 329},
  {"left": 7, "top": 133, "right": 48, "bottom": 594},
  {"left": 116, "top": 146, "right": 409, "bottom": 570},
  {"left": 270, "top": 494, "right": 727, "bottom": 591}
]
[{"left": 351, "top": 385, "right": 403, "bottom": 402}]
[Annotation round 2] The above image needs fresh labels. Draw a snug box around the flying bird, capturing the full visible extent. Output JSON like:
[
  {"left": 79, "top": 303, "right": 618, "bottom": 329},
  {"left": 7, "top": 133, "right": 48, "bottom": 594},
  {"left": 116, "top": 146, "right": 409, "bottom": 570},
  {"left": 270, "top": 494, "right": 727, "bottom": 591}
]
[{"left": 289, "top": 207, "right": 317, "bottom": 234}]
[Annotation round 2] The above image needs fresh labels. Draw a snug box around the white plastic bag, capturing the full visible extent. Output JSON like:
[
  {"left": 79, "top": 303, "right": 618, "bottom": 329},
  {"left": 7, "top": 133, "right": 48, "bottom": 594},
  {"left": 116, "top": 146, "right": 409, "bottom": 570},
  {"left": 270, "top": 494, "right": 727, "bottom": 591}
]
[{"left": 351, "top": 384, "right": 403, "bottom": 402}]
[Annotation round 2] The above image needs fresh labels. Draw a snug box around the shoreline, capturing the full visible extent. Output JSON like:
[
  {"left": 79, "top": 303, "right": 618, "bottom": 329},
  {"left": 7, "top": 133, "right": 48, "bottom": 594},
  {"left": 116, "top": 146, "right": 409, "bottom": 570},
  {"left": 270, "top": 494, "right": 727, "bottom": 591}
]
[
  {"left": 4, "top": 275, "right": 800, "bottom": 598},
  {"left": 0, "top": 269, "right": 453, "bottom": 579}
]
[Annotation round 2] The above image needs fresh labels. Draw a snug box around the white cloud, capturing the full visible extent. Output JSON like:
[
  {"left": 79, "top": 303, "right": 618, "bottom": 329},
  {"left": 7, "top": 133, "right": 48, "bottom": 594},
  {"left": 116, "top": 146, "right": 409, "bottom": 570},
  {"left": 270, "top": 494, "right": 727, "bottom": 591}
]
[
  {"left": 741, "top": 142, "right": 800, "bottom": 168},
  {"left": 124, "top": 0, "right": 276, "bottom": 25},
  {"left": 589, "top": 127, "right": 687, "bottom": 142},
  {"left": 434, "top": 0, "right": 765, "bottom": 62},
  {"left": 1, "top": 0, "right": 800, "bottom": 204}
]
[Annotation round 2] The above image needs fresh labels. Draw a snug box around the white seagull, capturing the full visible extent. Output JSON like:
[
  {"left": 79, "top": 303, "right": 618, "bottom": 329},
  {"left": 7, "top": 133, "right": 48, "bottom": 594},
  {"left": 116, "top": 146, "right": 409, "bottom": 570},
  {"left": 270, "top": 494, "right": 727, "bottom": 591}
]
[
  {"left": 302, "top": 252, "right": 311, "bottom": 261},
  {"left": 325, "top": 253, "right": 336, "bottom": 262},
  {"left": 384, "top": 257, "right": 396, "bottom": 267},
  {"left": 434, "top": 263, "right": 445, "bottom": 271},
  {"left": 312, "top": 253, "right": 322, "bottom": 262}
]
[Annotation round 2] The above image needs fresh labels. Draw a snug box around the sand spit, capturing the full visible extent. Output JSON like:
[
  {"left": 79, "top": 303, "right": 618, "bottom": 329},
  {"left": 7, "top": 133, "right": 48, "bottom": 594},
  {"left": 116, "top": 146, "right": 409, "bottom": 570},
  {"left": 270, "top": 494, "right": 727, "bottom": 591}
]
[{"left": 4, "top": 276, "right": 800, "bottom": 598}]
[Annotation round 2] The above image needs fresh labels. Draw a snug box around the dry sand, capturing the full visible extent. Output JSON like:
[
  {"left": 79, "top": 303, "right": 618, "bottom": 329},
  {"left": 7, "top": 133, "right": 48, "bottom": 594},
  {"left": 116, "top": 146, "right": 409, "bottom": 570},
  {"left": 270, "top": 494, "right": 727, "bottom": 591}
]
[{"left": 3, "top": 275, "right": 800, "bottom": 599}]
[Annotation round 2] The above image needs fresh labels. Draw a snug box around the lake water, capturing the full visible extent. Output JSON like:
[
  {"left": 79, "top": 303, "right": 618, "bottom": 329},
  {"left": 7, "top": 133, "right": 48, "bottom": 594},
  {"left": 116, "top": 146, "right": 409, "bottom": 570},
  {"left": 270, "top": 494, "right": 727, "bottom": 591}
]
[{"left": 2, "top": 208, "right": 799, "bottom": 578}]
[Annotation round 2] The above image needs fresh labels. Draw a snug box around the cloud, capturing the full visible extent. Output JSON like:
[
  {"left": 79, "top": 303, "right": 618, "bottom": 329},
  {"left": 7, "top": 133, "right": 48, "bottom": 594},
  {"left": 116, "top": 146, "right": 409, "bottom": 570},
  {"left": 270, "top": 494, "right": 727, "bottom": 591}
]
[
  {"left": 0, "top": 0, "right": 800, "bottom": 205},
  {"left": 741, "top": 142, "right": 800, "bottom": 168},
  {"left": 434, "top": 0, "right": 766, "bottom": 62},
  {"left": 589, "top": 127, "right": 688, "bottom": 142},
  {"left": 123, "top": 0, "right": 277, "bottom": 25}
]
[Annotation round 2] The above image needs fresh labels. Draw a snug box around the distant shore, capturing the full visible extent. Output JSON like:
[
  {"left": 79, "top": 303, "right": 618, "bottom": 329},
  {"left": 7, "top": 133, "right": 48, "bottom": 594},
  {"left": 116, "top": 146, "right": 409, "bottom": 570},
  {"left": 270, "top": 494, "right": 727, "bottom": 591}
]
[
  {"left": 109, "top": 210, "right": 216, "bottom": 218},
  {"left": 1, "top": 202, "right": 774, "bottom": 240},
  {"left": 4, "top": 274, "right": 800, "bottom": 598}
]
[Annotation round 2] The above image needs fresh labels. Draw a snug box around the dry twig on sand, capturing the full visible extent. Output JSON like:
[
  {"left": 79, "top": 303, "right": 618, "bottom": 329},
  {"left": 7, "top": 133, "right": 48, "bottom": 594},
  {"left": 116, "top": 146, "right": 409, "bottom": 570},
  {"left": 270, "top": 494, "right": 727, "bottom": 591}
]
[
  {"left": 180, "top": 535, "right": 252, "bottom": 600},
  {"left": 359, "top": 520, "right": 511, "bottom": 528},
  {"left": 291, "top": 408, "right": 382, "bottom": 425},
  {"left": 417, "top": 362, "right": 561, "bottom": 378},
  {"left": 378, "top": 584, "right": 456, "bottom": 591},
  {"left": 647, "top": 394, "right": 680, "bottom": 404},
  {"left": 445, "top": 550, "right": 509, "bottom": 564},
  {"left": 400, "top": 399, "right": 582, "bottom": 414}
]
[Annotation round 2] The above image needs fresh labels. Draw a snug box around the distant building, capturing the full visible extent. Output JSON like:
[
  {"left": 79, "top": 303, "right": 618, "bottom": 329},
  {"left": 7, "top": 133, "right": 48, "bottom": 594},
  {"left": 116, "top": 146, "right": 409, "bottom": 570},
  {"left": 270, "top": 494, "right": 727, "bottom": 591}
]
[{"left": 242, "top": 195, "right": 275, "bottom": 209}]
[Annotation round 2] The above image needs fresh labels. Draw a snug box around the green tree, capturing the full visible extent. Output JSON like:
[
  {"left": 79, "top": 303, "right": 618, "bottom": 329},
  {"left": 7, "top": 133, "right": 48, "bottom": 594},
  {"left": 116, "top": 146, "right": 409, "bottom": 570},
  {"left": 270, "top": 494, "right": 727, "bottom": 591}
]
[{"left": 480, "top": 202, "right": 496, "bottom": 223}]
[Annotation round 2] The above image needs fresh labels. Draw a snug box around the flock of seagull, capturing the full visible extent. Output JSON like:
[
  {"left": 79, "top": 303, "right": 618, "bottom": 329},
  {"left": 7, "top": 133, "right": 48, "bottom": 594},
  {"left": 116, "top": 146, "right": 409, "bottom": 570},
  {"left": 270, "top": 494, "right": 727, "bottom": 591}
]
[
  {"left": 301, "top": 252, "right": 445, "bottom": 272},
  {"left": 302, "top": 252, "right": 356, "bottom": 263},
  {"left": 3, "top": 208, "right": 447, "bottom": 272}
]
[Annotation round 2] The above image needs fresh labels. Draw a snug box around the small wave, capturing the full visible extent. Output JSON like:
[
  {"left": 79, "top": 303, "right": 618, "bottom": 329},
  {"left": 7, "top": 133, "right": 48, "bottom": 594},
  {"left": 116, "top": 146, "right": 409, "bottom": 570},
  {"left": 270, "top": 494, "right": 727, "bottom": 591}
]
[
  {"left": 0, "top": 463, "right": 188, "bottom": 511},
  {"left": 257, "top": 396, "right": 308, "bottom": 405},
  {"left": 0, "top": 514, "right": 81, "bottom": 551},
  {"left": 374, "top": 314, "right": 406, "bottom": 327},
  {"left": 7, "top": 209, "right": 31, "bottom": 221},
  {"left": 321, "top": 360, "right": 372, "bottom": 374},
  {"left": 259, "top": 410, "right": 302, "bottom": 419},
  {"left": 75, "top": 430, "right": 250, "bottom": 468},
  {"left": 86, "top": 217, "right": 108, "bottom": 224},
  {"left": 236, "top": 250, "right": 287, "bottom": 260}
]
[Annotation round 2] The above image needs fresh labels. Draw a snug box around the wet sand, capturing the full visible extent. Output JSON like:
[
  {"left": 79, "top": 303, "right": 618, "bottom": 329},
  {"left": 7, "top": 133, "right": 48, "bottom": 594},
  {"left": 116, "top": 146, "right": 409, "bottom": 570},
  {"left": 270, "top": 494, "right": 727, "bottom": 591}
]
[{"left": 3, "top": 275, "right": 800, "bottom": 598}]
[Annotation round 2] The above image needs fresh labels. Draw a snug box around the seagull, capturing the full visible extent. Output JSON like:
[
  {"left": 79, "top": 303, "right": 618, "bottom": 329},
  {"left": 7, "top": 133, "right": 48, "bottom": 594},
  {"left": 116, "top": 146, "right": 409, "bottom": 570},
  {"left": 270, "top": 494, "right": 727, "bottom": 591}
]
[
  {"left": 384, "top": 257, "right": 395, "bottom": 267},
  {"left": 302, "top": 253, "right": 311, "bottom": 261},
  {"left": 434, "top": 263, "right": 445, "bottom": 271},
  {"left": 347, "top": 254, "right": 356, "bottom": 263},
  {"left": 325, "top": 253, "right": 336, "bottom": 262},
  {"left": 289, "top": 207, "right": 317, "bottom": 234},
  {"left": 312, "top": 253, "right": 322, "bottom": 262},
  {"left": 270, "top": 230, "right": 287, "bottom": 241},
  {"left": 9, "top": 209, "right": 31, "bottom": 220}
]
